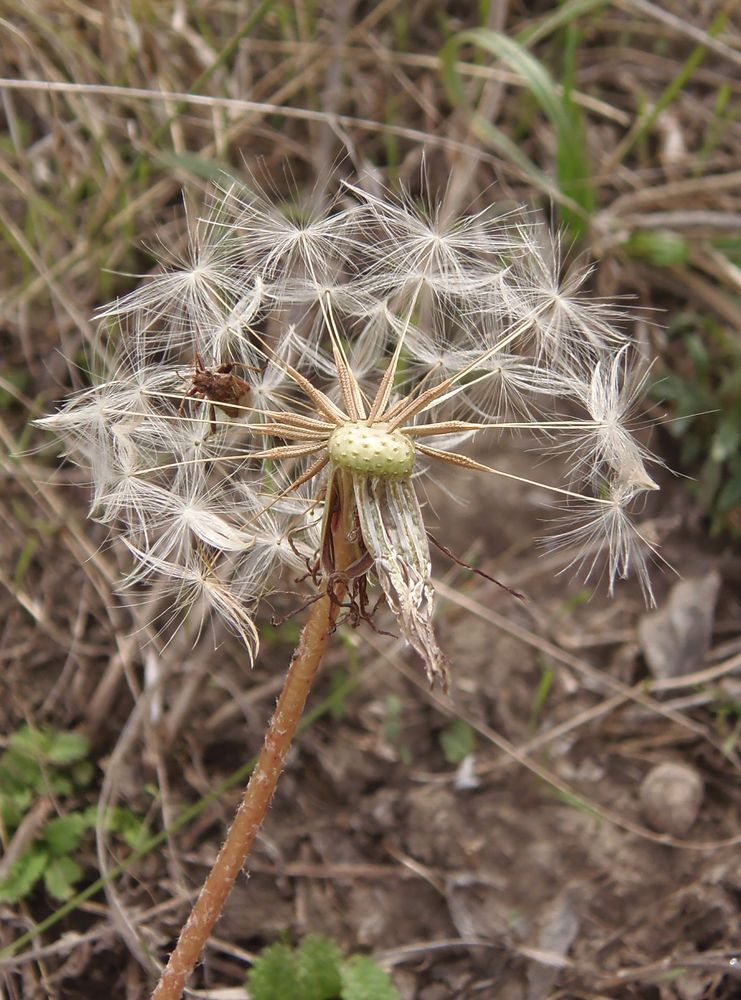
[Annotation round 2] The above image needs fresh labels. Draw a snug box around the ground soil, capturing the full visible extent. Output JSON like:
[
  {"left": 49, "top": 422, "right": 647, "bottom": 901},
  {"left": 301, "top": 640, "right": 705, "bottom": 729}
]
[{"left": 2, "top": 424, "right": 739, "bottom": 999}]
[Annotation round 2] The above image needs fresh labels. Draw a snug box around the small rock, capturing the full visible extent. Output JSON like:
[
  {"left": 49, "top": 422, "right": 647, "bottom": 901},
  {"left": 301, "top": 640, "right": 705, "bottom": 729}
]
[
  {"left": 639, "top": 761, "right": 704, "bottom": 836},
  {"left": 639, "top": 571, "right": 721, "bottom": 680}
]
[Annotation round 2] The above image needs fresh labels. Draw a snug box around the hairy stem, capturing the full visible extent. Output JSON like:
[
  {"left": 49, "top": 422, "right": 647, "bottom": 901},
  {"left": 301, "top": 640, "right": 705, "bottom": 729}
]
[{"left": 151, "top": 529, "right": 354, "bottom": 1000}]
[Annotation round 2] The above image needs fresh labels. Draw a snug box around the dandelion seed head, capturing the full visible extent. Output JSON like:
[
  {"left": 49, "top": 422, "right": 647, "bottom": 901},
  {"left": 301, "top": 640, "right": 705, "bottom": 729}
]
[{"left": 40, "top": 177, "right": 663, "bottom": 681}]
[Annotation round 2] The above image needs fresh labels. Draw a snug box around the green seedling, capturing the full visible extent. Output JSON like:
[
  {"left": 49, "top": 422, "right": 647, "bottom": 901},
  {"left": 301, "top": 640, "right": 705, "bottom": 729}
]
[
  {"left": 439, "top": 718, "right": 477, "bottom": 766},
  {"left": 247, "top": 934, "right": 400, "bottom": 1000},
  {"left": 0, "top": 726, "right": 146, "bottom": 903}
]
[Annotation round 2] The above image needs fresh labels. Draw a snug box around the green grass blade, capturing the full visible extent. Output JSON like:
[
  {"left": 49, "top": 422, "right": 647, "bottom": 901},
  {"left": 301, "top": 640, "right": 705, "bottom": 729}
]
[
  {"left": 558, "top": 21, "right": 595, "bottom": 231},
  {"left": 516, "top": 0, "right": 609, "bottom": 47},
  {"left": 442, "top": 28, "right": 593, "bottom": 236},
  {"left": 470, "top": 116, "right": 562, "bottom": 199}
]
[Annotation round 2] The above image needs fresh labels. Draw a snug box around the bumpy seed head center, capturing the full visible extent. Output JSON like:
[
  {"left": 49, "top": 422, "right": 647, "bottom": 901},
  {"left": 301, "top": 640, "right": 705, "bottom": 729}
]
[{"left": 328, "top": 421, "right": 415, "bottom": 477}]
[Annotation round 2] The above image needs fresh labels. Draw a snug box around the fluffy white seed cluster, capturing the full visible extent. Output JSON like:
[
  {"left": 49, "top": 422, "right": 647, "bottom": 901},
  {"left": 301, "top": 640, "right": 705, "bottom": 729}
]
[{"left": 41, "top": 180, "right": 661, "bottom": 674}]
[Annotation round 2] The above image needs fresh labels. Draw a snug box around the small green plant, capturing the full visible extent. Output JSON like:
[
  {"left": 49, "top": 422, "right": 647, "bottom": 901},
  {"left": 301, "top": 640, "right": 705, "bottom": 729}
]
[
  {"left": 653, "top": 311, "right": 741, "bottom": 535},
  {"left": 439, "top": 718, "right": 477, "bottom": 765},
  {"left": 246, "top": 934, "right": 400, "bottom": 1000},
  {"left": 0, "top": 726, "right": 146, "bottom": 903}
]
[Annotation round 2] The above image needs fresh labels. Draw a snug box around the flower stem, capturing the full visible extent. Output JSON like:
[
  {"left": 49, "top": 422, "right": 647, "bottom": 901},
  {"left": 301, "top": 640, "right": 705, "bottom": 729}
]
[{"left": 151, "top": 530, "right": 354, "bottom": 1000}]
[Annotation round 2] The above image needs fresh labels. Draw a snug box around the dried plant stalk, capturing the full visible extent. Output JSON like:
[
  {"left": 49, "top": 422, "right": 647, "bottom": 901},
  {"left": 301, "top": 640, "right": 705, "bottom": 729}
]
[{"left": 151, "top": 527, "right": 355, "bottom": 1000}]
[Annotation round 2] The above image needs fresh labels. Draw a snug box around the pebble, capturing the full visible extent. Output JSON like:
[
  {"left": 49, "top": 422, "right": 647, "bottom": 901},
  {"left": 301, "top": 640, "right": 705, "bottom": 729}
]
[{"left": 639, "top": 761, "right": 704, "bottom": 836}]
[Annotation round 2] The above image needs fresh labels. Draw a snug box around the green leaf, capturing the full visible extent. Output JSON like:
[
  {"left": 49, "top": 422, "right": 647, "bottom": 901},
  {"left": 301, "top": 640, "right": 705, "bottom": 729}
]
[
  {"left": 0, "top": 756, "right": 38, "bottom": 805},
  {"left": 48, "top": 774, "right": 75, "bottom": 799},
  {"left": 439, "top": 719, "right": 477, "bottom": 766},
  {"left": 0, "top": 849, "right": 49, "bottom": 903},
  {"left": 70, "top": 759, "right": 95, "bottom": 789},
  {"left": 340, "top": 955, "right": 399, "bottom": 1000},
  {"left": 1, "top": 794, "right": 28, "bottom": 832},
  {"left": 106, "top": 806, "right": 150, "bottom": 849},
  {"left": 43, "top": 813, "right": 87, "bottom": 856},
  {"left": 247, "top": 942, "right": 302, "bottom": 1000},
  {"left": 297, "top": 935, "right": 343, "bottom": 1000},
  {"left": 9, "top": 725, "right": 51, "bottom": 762},
  {"left": 624, "top": 230, "right": 690, "bottom": 266},
  {"left": 46, "top": 731, "right": 91, "bottom": 766},
  {"left": 43, "top": 856, "right": 84, "bottom": 901}
]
